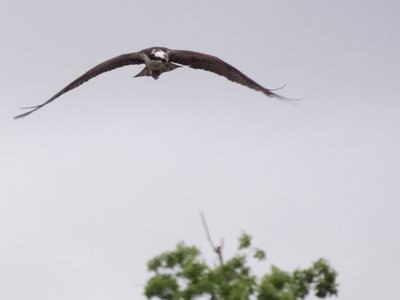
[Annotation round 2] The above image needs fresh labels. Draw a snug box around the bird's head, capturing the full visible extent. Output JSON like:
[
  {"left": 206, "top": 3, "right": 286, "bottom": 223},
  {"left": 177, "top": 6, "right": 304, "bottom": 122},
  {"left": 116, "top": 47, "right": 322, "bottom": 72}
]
[{"left": 150, "top": 49, "right": 169, "bottom": 63}]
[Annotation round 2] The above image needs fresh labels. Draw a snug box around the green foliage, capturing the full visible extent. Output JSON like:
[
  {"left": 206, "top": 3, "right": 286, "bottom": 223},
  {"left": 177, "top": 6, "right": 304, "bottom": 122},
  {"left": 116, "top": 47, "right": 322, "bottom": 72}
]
[
  {"left": 258, "top": 258, "right": 338, "bottom": 300},
  {"left": 144, "top": 233, "right": 338, "bottom": 300},
  {"left": 254, "top": 248, "right": 266, "bottom": 261},
  {"left": 238, "top": 233, "right": 252, "bottom": 250}
]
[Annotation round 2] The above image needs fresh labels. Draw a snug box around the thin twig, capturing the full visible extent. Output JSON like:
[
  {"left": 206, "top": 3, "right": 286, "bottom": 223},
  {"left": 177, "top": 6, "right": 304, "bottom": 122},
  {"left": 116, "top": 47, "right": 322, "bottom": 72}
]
[{"left": 200, "top": 211, "right": 224, "bottom": 265}]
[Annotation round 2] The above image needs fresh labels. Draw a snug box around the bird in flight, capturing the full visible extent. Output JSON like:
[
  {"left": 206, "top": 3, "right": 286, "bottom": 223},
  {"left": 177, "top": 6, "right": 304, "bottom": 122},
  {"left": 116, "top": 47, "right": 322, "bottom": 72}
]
[{"left": 14, "top": 47, "right": 294, "bottom": 119}]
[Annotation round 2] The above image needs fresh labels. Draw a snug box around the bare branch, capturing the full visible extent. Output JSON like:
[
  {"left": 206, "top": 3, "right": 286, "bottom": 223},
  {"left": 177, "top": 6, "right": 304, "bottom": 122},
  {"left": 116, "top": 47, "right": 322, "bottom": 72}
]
[{"left": 200, "top": 212, "right": 224, "bottom": 265}]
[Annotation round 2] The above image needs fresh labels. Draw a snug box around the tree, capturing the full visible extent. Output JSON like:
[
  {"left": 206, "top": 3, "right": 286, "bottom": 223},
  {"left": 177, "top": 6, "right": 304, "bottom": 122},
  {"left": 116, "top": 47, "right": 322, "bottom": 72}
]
[{"left": 143, "top": 231, "right": 338, "bottom": 300}]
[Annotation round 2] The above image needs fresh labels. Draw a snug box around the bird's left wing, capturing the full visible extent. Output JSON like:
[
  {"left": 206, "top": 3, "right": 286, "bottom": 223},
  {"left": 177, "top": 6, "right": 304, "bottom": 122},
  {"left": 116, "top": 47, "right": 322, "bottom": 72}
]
[
  {"left": 15, "top": 52, "right": 144, "bottom": 119},
  {"left": 168, "top": 49, "right": 291, "bottom": 99}
]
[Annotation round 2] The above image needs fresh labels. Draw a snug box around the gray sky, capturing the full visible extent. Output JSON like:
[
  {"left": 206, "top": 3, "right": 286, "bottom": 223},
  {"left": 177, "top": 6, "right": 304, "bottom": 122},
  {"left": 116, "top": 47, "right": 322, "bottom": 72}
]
[{"left": 1, "top": 1, "right": 399, "bottom": 299}]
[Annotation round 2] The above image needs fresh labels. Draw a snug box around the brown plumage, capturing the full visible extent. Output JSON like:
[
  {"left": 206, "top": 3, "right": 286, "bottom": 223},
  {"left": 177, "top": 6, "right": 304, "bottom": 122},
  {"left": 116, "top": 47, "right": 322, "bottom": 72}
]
[{"left": 15, "top": 47, "right": 293, "bottom": 119}]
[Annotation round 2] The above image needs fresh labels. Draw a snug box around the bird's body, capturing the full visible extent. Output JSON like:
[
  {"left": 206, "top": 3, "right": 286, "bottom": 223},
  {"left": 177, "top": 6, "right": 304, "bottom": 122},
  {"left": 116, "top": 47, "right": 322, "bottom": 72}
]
[
  {"left": 15, "top": 47, "right": 293, "bottom": 119},
  {"left": 136, "top": 48, "right": 181, "bottom": 80}
]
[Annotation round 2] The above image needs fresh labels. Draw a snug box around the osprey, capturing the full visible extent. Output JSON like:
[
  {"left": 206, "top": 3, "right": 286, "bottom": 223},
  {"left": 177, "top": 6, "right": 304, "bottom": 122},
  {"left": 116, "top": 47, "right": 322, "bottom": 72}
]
[{"left": 14, "top": 47, "right": 293, "bottom": 119}]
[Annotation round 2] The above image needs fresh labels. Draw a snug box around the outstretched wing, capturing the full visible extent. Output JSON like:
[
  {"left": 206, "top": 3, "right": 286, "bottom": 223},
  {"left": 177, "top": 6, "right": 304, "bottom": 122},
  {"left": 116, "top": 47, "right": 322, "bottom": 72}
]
[
  {"left": 168, "top": 49, "right": 290, "bottom": 99},
  {"left": 14, "top": 52, "right": 144, "bottom": 119}
]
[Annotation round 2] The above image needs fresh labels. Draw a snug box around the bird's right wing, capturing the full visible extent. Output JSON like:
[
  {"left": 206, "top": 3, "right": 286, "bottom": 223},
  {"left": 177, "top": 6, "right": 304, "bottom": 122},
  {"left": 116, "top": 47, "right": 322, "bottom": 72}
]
[{"left": 15, "top": 52, "right": 144, "bottom": 119}]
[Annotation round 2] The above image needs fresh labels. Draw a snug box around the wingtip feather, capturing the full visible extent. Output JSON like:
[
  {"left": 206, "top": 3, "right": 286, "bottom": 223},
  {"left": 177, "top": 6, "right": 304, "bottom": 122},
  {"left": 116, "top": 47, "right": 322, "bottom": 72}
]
[{"left": 13, "top": 107, "right": 40, "bottom": 119}]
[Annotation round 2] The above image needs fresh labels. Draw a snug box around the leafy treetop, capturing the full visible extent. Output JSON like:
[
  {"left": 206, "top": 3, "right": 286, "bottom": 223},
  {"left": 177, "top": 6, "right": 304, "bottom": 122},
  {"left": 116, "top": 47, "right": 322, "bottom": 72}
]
[{"left": 144, "top": 232, "right": 338, "bottom": 300}]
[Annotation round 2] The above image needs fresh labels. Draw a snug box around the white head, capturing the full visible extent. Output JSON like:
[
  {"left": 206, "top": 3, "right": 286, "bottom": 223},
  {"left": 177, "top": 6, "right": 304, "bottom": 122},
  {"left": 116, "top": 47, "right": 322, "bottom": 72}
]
[{"left": 151, "top": 49, "right": 168, "bottom": 62}]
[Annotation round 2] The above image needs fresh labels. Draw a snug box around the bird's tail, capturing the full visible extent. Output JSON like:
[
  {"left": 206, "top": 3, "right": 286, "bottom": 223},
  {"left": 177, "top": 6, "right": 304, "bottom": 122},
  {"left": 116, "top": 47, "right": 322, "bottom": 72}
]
[
  {"left": 134, "top": 63, "right": 181, "bottom": 79},
  {"left": 134, "top": 67, "right": 153, "bottom": 78}
]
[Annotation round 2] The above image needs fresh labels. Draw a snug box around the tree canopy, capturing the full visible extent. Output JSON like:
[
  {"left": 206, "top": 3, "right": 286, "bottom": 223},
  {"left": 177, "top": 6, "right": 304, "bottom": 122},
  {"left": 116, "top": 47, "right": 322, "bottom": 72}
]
[{"left": 144, "top": 232, "right": 338, "bottom": 300}]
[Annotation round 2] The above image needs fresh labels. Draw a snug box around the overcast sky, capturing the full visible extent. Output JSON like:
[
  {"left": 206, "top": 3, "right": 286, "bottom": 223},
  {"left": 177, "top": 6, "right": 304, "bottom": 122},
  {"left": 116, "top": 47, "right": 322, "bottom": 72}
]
[{"left": 1, "top": 1, "right": 399, "bottom": 300}]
